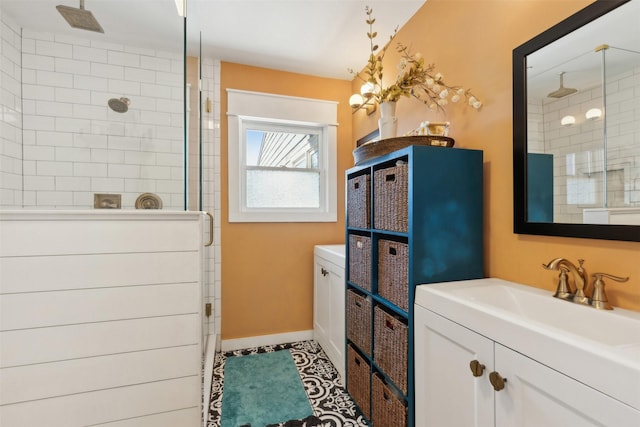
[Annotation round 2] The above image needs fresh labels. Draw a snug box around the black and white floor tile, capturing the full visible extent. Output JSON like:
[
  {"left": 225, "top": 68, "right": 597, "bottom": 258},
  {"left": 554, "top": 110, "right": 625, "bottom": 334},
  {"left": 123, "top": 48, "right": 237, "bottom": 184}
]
[{"left": 207, "top": 340, "right": 368, "bottom": 427}]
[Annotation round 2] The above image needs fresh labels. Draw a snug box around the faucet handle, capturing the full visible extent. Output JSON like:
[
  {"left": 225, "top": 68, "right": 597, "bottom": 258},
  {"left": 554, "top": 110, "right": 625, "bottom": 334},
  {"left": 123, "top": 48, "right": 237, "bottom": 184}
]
[
  {"left": 553, "top": 266, "right": 573, "bottom": 300},
  {"left": 591, "top": 272, "right": 629, "bottom": 310}
]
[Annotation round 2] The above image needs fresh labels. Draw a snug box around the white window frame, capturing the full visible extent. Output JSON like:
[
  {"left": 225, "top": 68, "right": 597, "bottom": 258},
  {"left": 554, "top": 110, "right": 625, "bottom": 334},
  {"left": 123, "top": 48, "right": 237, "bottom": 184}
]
[{"left": 227, "top": 89, "right": 338, "bottom": 222}]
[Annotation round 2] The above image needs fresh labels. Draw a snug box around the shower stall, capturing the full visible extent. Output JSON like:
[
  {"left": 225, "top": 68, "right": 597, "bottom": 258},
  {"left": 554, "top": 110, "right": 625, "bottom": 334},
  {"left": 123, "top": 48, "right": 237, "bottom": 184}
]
[{"left": 0, "top": 1, "right": 220, "bottom": 425}]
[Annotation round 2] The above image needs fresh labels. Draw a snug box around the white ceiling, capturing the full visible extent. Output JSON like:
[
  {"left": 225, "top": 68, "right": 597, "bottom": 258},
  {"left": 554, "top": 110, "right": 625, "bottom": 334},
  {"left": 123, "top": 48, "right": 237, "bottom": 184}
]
[{"left": 1, "top": 0, "right": 426, "bottom": 80}]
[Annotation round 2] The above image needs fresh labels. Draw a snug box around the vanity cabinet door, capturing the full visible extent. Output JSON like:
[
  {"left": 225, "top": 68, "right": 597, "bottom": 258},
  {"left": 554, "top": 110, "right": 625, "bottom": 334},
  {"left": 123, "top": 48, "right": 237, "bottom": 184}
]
[
  {"left": 494, "top": 343, "right": 640, "bottom": 427},
  {"left": 415, "top": 306, "right": 494, "bottom": 427},
  {"left": 313, "top": 255, "right": 345, "bottom": 379}
]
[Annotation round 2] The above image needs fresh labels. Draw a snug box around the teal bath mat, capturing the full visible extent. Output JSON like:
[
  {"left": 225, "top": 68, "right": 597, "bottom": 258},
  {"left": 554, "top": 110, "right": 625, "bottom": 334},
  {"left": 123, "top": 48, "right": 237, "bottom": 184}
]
[{"left": 221, "top": 349, "right": 314, "bottom": 427}]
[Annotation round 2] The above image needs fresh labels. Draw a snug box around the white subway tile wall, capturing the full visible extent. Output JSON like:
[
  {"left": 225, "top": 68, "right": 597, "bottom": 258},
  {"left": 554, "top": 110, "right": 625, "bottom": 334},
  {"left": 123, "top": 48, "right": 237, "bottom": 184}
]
[
  {"left": 201, "top": 58, "right": 222, "bottom": 343},
  {"left": 1, "top": 11, "right": 23, "bottom": 208},
  {"left": 10, "top": 26, "right": 185, "bottom": 209}
]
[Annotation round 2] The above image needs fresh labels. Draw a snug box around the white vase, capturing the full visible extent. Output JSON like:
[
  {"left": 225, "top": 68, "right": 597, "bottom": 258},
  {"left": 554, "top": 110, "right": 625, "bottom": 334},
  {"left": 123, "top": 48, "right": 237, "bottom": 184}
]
[{"left": 378, "top": 101, "right": 398, "bottom": 139}]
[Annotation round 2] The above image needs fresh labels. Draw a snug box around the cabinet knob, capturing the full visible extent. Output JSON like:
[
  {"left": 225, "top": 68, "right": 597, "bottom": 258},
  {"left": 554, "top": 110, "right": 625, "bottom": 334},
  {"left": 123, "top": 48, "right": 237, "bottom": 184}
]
[
  {"left": 489, "top": 371, "right": 507, "bottom": 391},
  {"left": 469, "top": 360, "right": 485, "bottom": 377},
  {"left": 321, "top": 268, "right": 328, "bottom": 276}
]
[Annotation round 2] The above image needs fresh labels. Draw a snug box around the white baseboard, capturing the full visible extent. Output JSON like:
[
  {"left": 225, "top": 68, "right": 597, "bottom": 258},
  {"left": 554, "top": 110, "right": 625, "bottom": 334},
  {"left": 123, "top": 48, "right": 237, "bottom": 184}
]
[{"left": 221, "top": 330, "right": 314, "bottom": 352}]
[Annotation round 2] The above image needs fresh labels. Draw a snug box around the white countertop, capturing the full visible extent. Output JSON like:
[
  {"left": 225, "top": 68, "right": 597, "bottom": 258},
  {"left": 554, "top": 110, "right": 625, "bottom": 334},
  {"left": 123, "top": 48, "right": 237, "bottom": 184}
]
[{"left": 314, "top": 244, "right": 345, "bottom": 267}]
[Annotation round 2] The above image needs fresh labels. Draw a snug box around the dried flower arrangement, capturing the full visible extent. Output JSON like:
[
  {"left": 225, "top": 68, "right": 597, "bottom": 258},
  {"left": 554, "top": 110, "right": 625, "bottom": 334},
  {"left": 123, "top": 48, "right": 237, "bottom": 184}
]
[{"left": 349, "top": 6, "right": 482, "bottom": 113}]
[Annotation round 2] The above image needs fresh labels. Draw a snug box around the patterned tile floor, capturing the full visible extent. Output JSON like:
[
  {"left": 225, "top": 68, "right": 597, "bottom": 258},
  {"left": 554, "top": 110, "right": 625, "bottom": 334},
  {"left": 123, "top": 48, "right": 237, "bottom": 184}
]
[{"left": 206, "top": 340, "right": 368, "bottom": 427}]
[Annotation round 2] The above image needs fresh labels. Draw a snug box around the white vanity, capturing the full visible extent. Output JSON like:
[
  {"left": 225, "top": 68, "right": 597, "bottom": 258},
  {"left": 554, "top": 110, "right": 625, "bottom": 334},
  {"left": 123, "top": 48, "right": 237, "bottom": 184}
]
[
  {"left": 313, "top": 244, "right": 346, "bottom": 380},
  {"left": 414, "top": 278, "right": 640, "bottom": 426}
]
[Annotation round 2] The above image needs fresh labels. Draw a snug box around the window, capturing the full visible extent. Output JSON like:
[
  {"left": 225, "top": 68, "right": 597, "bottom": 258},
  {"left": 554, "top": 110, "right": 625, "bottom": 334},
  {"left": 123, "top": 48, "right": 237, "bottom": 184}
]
[{"left": 227, "top": 89, "right": 338, "bottom": 222}]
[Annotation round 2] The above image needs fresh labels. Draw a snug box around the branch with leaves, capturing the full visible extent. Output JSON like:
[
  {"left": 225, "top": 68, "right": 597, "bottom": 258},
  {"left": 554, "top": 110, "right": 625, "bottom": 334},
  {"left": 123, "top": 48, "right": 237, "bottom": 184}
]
[{"left": 349, "top": 6, "right": 482, "bottom": 114}]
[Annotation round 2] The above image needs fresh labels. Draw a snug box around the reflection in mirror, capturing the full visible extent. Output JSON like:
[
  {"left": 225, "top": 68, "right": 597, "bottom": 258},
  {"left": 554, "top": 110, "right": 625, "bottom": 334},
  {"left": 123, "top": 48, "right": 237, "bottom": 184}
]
[{"left": 514, "top": 0, "right": 640, "bottom": 241}]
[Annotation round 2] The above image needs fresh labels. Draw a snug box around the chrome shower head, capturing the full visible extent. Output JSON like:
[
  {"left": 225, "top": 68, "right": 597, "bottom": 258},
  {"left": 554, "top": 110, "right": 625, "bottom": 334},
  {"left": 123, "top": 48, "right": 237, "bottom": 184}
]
[
  {"left": 108, "top": 97, "right": 130, "bottom": 113},
  {"left": 56, "top": 0, "right": 104, "bottom": 33}
]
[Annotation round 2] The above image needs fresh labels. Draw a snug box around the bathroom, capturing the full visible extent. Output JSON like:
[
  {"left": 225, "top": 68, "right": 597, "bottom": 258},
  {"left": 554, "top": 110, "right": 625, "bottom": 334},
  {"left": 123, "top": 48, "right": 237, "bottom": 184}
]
[{"left": 1, "top": 0, "right": 639, "bottom": 426}]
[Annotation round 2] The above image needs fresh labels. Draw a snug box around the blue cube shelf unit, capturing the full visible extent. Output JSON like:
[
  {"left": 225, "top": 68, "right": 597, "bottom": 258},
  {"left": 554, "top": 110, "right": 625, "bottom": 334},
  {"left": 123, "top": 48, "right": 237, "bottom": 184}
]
[{"left": 345, "top": 145, "right": 484, "bottom": 426}]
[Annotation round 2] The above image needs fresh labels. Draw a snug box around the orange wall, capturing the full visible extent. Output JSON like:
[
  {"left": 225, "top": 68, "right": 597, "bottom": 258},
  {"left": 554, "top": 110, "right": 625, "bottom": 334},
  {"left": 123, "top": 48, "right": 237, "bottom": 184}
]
[
  {"left": 221, "top": 0, "right": 639, "bottom": 341},
  {"left": 352, "top": 0, "right": 640, "bottom": 311},
  {"left": 220, "top": 63, "right": 353, "bottom": 339}
]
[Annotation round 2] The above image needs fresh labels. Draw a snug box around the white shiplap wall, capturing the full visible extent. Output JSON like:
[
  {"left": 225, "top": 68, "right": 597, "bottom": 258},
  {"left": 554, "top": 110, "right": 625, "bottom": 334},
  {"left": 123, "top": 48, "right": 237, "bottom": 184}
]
[{"left": 0, "top": 211, "right": 203, "bottom": 427}]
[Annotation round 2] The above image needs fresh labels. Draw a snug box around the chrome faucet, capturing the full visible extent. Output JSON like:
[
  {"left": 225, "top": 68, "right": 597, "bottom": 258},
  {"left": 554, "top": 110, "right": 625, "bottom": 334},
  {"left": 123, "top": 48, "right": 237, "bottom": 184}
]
[{"left": 542, "top": 258, "right": 629, "bottom": 310}]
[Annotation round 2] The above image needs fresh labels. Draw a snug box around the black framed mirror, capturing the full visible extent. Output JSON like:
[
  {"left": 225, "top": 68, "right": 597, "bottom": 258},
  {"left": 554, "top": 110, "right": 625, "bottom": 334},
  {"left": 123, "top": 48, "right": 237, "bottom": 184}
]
[{"left": 513, "top": 0, "right": 640, "bottom": 242}]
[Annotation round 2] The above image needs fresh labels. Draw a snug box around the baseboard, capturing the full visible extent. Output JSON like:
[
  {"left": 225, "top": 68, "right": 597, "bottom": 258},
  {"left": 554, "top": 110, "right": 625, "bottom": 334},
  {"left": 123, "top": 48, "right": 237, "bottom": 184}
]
[{"left": 221, "top": 330, "right": 314, "bottom": 352}]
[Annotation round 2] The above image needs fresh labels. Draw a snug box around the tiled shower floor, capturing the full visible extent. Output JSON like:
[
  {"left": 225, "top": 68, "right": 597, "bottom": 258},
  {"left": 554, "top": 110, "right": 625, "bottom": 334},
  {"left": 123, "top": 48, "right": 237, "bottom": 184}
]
[{"left": 206, "top": 340, "right": 368, "bottom": 426}]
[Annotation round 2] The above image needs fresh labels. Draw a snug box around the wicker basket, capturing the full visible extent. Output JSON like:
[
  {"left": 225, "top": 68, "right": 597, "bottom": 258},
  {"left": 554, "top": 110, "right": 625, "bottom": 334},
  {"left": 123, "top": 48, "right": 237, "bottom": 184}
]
[
  {"left": 372, "top": 373, "right": 407, "bottom": 427},
  {"left": 347, "top": 344, "right": 371, "bottom": 419},
  {"left": 374, "top": 305, "right": 408, "bottom": 394},
  {"left": 374, "top": 162, "right": 408, "bottom": 232},
  {"left": 378, "top": 239, "right": 409, "bottom": 311},
  {"left": 348, "top": 234, "right": 371, "bottom": 291},
  {"left": 347, "top": 174, "right": 370, "bottom": 228},
  {"left": 346, "top": 289, "right": 372, "bottom": 356}
]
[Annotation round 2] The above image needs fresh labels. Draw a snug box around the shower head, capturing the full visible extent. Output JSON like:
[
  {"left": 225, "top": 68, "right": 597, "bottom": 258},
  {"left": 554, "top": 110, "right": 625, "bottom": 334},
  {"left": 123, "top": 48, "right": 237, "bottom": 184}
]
[
  {"left": 108, "top": 97, "right": 130, "bottom": 113},
  {"left": 56, "top": 0, "right": 104, "bottom": 33},
  {"left": 547, "top": 72, "right": 577, "bottom": 98}
]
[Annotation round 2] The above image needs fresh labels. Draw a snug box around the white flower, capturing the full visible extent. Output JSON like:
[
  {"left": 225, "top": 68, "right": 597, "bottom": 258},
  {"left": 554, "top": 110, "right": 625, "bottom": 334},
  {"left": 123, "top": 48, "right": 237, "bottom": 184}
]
[
  {"left": 434, "top": 72, "right": 443, "bottom": 81},
  {"left": 468, "top": 96, "right": 477, "bottom": 106},
  {"left": 439, "top": 89, "right": 448, "bottom": 99},
  {"left": 432, "top": 84, "right": 441, "bottom": 93},
  {"left": 457, "top": 88, "right": 466, "bottom": 96},
  {"left": 426, "top": 78, "right": 434, "bottom": 87},
  {"left": 451, "top": 94, "right": 461, "bottom": 103},
  {"left": 472, "top": 101, "right": 483, "bottom": 109},
  {"left": 437, "top": 98, "right": 448, "bottom": 106}
]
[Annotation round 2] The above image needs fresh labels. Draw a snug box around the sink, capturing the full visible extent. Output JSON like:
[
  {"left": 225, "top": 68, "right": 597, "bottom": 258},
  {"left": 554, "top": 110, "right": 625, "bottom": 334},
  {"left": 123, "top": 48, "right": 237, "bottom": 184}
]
[
  {"left": 445, "top": 278, "right": 640, "bottom": 346},
  {"left": 415, "top": 278, "right": 640, "bottom": 411}
]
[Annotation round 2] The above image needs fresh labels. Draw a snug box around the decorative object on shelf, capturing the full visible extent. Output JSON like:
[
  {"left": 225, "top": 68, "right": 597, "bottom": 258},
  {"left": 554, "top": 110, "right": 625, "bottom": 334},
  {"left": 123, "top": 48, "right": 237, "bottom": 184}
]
[
  {"left": 135, "top": 192, "right": 163, "bottom": 209},
  {"left": 353, "top": 135, "right": 454, "bottom": 165},
  {"left": 378, "top": 101, "right": 398, "bottom": 139},
  {"left": 348, "top": 6, "right": 482, "bottom": 138},
  {"left": 406, "top": 121, "right": 450, "bottom": 137}
]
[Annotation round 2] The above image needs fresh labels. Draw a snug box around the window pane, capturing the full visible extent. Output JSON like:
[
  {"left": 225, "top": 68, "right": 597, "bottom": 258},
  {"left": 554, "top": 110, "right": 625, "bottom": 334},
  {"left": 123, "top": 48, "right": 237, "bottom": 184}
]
[
  {"left": 246, "top": 169, "right": 320, "bottom": 208},
  {"left": 246, "top": 129, "right": 319, "bottom": 168}
]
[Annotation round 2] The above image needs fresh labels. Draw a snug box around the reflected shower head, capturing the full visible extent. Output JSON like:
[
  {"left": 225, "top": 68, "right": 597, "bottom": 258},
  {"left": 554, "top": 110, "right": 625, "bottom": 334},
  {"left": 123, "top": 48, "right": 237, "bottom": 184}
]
[
  {"left": 56, "top": 0, "right": 104, "bottom": 33},
  {"left": 547, "top": 72, "right": 577, "bottom": 98},
  {"left": 108, "top": 97, "right": 130, "bottom": 113}
]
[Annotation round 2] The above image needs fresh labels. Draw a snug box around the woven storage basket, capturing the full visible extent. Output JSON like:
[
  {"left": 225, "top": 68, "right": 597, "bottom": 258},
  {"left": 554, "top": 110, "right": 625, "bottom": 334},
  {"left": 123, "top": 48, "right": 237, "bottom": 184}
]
[
  {"left": 378, "top": 239, "right": 409, "bottom": 311},
  {"left": 372, "top": 373, "right": 407, "bottom": 427},
  {"left": 347, "top": 344, "right": 371, "bottom": 419},
  {"left": 348, "top": 234, "right": 371, "bottom": 291},
  {"left": 346, "top": 289, "right": 372, "bottom": 356},
  {"left": 347, "top": 174, "right": 370, "bottom": 228},
  {"left": 374, "top": 305, "right": 408, "bottom": 394},
  {"left": 374, "top": 162, "right": 408, "bottom": 232}
]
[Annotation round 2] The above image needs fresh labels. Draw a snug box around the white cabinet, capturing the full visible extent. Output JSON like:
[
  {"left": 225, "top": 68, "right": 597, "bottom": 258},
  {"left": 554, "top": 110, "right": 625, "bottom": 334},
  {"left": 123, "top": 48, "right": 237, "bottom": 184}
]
[
  {"left": 313, "top": 244, "right": 346, "bottom": 380},
  {"left": 415, "top": 306, "right": 640, "bottom": 427}
]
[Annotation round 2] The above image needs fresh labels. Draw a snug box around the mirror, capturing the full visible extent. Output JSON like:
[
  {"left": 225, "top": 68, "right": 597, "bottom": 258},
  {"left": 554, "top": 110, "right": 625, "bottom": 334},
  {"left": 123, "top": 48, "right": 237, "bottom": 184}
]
[{"left": 513, "top": 0, "right": 640, "bottom": 241}]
